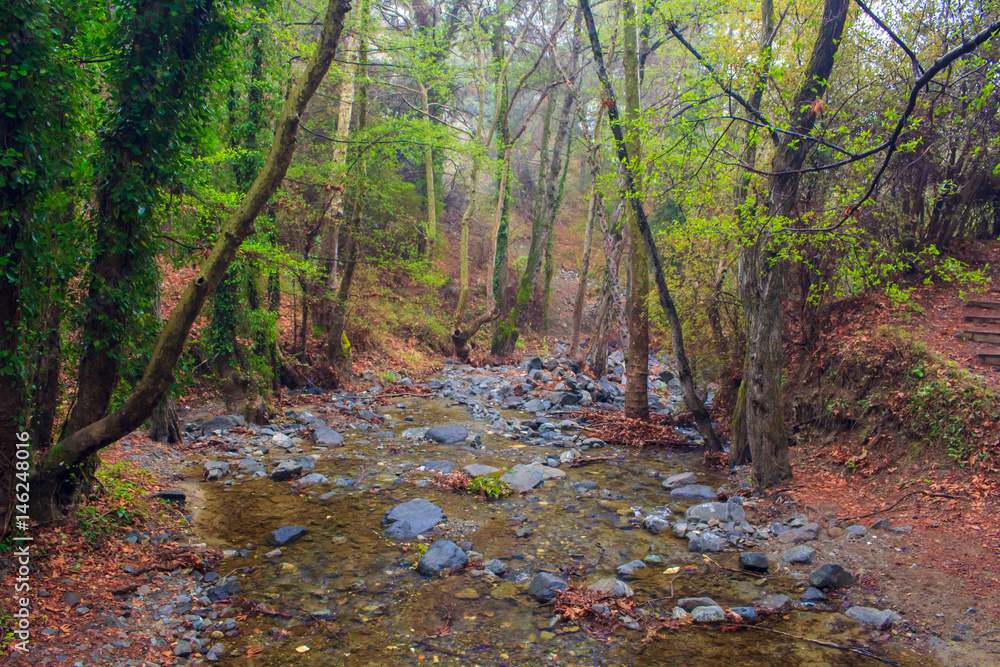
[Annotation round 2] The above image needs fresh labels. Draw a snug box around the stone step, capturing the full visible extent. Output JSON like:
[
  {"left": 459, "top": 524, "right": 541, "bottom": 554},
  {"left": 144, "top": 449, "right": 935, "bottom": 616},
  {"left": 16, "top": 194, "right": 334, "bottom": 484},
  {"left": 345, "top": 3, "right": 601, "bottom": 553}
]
[
  {"left": 964, "top": 314, "right": 1000, "bottom": 325},
  {"left": 961, "top": 330, "right": 1000, "bottom": 344},
  {"left": 978, "top": 351, "right": 1000, "bottom": 366},
  {"left": 967, "top": 299, "right": 1000, "bottom": 310}
]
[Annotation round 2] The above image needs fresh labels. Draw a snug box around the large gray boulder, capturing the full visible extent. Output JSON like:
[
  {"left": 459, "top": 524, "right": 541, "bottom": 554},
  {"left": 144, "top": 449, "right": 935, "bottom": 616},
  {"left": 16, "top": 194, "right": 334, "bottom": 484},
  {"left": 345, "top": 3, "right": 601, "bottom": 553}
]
[
  {"left": 684, "top": 501, "right": 745, "bottom": 523},
  {"left": 501, "top": 464, "right": 544, "bottom": 493},
  {"left": 382, "top": 499, "right": 446, "bottom": 540},
  {"left": 426, "top": 425, "right": 468, "bottom": 444},
  {"left": 417, "top": 540, "right": 468, "bottom": 576}
]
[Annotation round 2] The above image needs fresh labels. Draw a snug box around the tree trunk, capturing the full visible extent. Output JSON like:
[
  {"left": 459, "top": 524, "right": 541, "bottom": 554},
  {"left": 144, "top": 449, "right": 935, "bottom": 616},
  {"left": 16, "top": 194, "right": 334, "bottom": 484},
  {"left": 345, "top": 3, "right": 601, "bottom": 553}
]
[
  {"left": 570, "top": 186, "right": 597, "bottom": 357},
  {"left": 580, "top": 0, "right": 722, "bottom": 450},
  {"left": 621, "top": 0, "right": 649, "bottom": 421},
  {"left": 28, "top": 0, "right": 353, "bottom": 522},
  {"left": 419, "top": 79, "right": 439, "bottom": 259},
  {"left": 326, "top": 3, "right": 369, "bottom": 375},
  {"left": 736, "top": 0, "right": 849, "bottom": 485}
]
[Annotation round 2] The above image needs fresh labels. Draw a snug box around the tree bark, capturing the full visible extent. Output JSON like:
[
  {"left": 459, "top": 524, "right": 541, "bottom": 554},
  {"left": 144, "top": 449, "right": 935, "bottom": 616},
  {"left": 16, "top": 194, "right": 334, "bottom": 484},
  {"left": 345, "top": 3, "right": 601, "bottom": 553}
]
[
  {"left": 621, "top": 0, "right": 649, "bottom": 421},
  {"left": 579, "top": 0, "right": 722, "bottom": 450},
  {"left": 29, "top": 0, "right": 354, "bottom": 522},
  {"left": 570, "top": 185, "right": 597, "bottom": 357}
]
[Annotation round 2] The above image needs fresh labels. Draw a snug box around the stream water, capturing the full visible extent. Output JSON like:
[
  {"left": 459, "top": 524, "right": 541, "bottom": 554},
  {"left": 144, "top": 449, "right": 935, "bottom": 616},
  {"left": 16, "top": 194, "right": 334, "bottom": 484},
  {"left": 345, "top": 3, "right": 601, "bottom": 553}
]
[{"left": 186, "top": 391, "right": 931, "bottom": 667}]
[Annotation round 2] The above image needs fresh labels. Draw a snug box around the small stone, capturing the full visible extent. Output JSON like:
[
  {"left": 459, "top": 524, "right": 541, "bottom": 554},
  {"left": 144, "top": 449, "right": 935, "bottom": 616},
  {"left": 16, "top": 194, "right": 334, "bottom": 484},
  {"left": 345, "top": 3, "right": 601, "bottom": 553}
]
[
  {"left": 782, "top": 545, "right": 816, "bottom": 564},
  {"left": 756, "top": 594, "right": 792, "bottom": 612},
  {"left": 678, "top": 597, "right": 717, "bottom": 612},
  {"left": 65, "top": 592, "right": 82, "bottom": 608},
  {"left": 690, "top": 606, "right": 726, "bottom": 622},
  {"left": 846, "top": 606, "right": 902, "bottom": 630},
  {"left": 731, "top": 607, "right": 758, "bottom": 622},
  {"left": 800, "top": 587, "right": 827, "bottom": 602},
  {"left": 809, "top": 563, "right": 854, "bottom": 590},
  {"left": 739, "top": 552, "right": 769, "bottom": 573},
  {"left": 872, "top": 518, "right": 892, "bottom": 530},
  {"left": 845, "top": 525, "right": 868, "bottom": 539},
  {"left": 616, "top": 560, "right": 646, "bottom": 577},
  {"left": 670, "top": 484, "right": 717, "bottom": 500},
  {"left": 587, "top": 578, "right": 633, "bottom": 597},
  {"left": 661, "top": 472, "right": 698, "bottom": 490},
  {"left": 173, "top": 640, "right": 194, "bottom": 657},
  {"left": 455, "top": 588, "right": 480, "bottom": 599},
  {"left": 417, "top": 540, "right": 468, "bottom": 576},
  {"left": 642, "top": 516, "right": 671, "bottom": 534},
  {"left": 529, "top": 572, "right": 568, "bottom": 602},
  {"left": 269, "top": 525, "right": 308, "bottom": 546},
  {"left": 483, "top": 559, "right": 508, "bottom": 575}
]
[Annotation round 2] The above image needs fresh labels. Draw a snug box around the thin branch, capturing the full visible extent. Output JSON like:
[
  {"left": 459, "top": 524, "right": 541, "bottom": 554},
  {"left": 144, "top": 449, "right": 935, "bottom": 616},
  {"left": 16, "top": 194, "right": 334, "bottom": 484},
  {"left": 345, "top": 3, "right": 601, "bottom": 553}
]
[{"left": 853, "top": 0, "right": 923, "bottom": 76}]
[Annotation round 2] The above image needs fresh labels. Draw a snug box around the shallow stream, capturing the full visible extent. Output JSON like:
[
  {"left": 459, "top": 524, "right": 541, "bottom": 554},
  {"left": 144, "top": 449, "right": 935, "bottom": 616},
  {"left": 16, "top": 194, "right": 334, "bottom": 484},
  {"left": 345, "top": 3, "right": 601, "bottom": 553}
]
[{"left": 188, "top": 393, "right": 930, "bottom": 666}]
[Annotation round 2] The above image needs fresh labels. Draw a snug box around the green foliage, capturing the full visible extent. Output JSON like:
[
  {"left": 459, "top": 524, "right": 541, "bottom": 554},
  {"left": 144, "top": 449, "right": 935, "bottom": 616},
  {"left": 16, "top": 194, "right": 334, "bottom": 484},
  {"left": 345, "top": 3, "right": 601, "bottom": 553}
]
[
  {"left": 467, "top": 470, "right": 514, "bottom": 500},
  {"left": 76, "top": 462, "right": 153, "bottom": 545}
]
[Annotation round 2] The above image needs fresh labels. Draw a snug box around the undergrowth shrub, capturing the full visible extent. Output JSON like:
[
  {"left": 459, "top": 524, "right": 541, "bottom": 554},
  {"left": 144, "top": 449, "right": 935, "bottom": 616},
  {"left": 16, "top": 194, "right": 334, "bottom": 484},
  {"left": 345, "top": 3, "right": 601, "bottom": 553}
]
[{"left": 820, "top": 326, "right": 998, "bottom": 462}]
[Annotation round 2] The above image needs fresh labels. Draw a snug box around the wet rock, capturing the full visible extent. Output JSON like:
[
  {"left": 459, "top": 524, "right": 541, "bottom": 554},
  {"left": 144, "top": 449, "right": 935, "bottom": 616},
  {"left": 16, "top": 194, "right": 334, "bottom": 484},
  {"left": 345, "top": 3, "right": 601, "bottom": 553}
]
[
  {"left": 152, "top": 490, "right": 186, "bottom": 504},
  {"left": 588, "top": 578, "right": 634, "bottom": 597},
  {"left": 201, "top": 415, "right": 244, "bottom": 433},
  {"left": 455, "top": 587, "right": 480, "bottom": 599},
  {"left": 483, "top": 559, "right": 508, "bottom": 575},
  {"left": 846, "top": 525, "right": 868, "bottom": 539},
  {"left": 417, "top": 540, "right": 469, "bottom": 576},
  {"left": 756, "top": 594, "right": 792, "bottom": 612},
  {"left": 800, "top": 587, "right": 827, "bottom": 602},
  {"left": 426, "top": 425, "right": 469, "bottom": 444},
  {"left": 688, "top": 533, "right": 726, "bottom": 553},
  {"left": 782, "top": 545, "right": 816, "bottom": 564},
  {"left": 500, "top": 464, "right": 544, "bottom": 493},
  {"left": 670, "top": 484, "right": 717, "bottom": 500},
  {"left": 671, "top": 521, "right": 688, "bottom": 538},
  {"left": 642, "top": 516, "right": 672, "bottom": 534},
  {"left": 685, "top": 502, "right": 745, "bottom": 523},
  {"left": 313, "top": 426, "right": 345, "bottom": 446},
  {"left": 402, "top": 427, "right": 429, "bottom": 439},
  {"left": 270, "top": 525, "right": 308, "bottom": 546},
  {"left": 661, "top": 472, "right": 697, "bottom": 489},
  {"left": 529, "top": 572, "right": 568, "bottom": 602},
  {"left": 382, "top": 498, "right": 446, "bottom": 540},
  {"left": 522, "top": 399, "right": 545, "bottom": 413},
  {"left": 616, "top": 560, "right": 646, "bottom": 577},
  {"left": 271, "top": 456, "right": 316, "bottom": 481},
  {"left": 204, "top": 461, "right": 229, "bottom": 481},
  {"left": 422, "top": 460, "right": 454, "bottom": 473},
  {"left": 463, "top": 464, "right": 500, "bottom": 476},
  {"left": 739, "top": 552, "right": 769, "bottom": 573},
  {"left": 846, "top": 606, "right": 902, "bottom": 629},
  {"left": 809, "top": 563, "right": 854, "bottom": 590},
  {"left": 690, "top": 606, "right": 726, "bottom": 622},
  {"left": 293, "top": 473, "right": 329, "bottom": 487},
  {"left": 732, "top": 607, "right": 758, "bottom": 622},
  {"left": 206, "top": 579, "right": 241, "bottom": 602}
]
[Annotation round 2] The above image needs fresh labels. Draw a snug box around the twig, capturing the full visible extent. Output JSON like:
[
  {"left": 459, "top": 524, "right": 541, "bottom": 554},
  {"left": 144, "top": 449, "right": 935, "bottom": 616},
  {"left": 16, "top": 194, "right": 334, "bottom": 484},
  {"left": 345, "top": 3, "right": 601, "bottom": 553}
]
[
  {"left": 702, "top": 554, "right": 764, "bottom": 578},
  {"left": 747, "top": 626, "right": 899, "bottom": 665},
  {"left": 566, "top": 455, "right": 623, "bottom": 467},
  {"left": 844, "top": 490, "right": 963, "bottom": 522}
]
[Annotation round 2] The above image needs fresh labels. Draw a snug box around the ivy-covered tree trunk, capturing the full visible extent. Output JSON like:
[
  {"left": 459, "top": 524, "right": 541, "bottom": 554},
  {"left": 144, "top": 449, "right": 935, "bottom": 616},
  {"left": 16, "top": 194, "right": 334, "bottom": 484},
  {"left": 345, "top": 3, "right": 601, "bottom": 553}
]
[
  {"left": 28, "top": 0, "right": 353, "bottom": 523},
  {"left": 621, "top": 0, "right": 649, "bottom": 421},
  {"left": 489, "top": 77, "right": 517, "bottom": 354}
]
